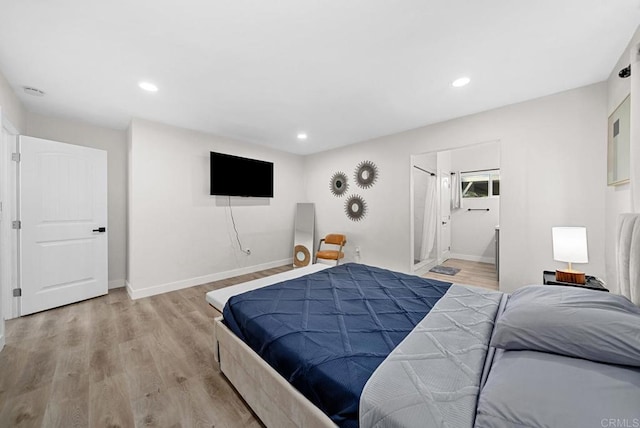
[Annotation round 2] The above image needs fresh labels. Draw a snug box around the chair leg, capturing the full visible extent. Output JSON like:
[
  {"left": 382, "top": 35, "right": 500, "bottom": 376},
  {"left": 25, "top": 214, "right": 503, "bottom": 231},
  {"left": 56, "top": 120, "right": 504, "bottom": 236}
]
[{"left": 315, "top": 239, "right": 325, "bottom": 264}]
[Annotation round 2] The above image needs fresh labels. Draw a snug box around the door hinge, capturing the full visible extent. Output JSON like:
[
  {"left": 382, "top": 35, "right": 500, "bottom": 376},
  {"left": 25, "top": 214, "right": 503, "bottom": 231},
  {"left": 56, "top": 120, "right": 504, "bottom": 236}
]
[
  {"left": 11, "top": 153, "right": 20, "bottom": 162},
  {"left": 12, "top": 220, "right": 21, "bottom": 229},
  {"left": 13, "top": 288, "right": 21, "bottom": 297}
]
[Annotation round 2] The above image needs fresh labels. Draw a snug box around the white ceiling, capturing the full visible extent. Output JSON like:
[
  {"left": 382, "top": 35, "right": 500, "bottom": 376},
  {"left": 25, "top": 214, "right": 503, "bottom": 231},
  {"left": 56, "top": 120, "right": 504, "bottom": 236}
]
[{"left": 0, "top": 1, "right": 639, "bottom": 155}]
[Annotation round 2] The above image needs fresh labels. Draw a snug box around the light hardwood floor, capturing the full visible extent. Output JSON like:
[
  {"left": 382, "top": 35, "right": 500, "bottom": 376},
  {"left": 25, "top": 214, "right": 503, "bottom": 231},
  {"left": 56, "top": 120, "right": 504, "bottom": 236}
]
[
  {"left": 0, "top": 265, "right": 294, "bottom": 428},
  {"left": 422, "top": 258, "right": 499, "bottom": 290},
  {"left": 0, "top": 260, "right": 495, "bottom": 427}
]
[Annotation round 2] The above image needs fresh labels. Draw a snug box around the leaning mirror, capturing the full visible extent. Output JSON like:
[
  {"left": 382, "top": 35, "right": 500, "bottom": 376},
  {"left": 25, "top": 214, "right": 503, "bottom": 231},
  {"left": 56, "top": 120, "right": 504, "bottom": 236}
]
[{"left": 293, "top": 203, "right": 315, "bottom": 267}]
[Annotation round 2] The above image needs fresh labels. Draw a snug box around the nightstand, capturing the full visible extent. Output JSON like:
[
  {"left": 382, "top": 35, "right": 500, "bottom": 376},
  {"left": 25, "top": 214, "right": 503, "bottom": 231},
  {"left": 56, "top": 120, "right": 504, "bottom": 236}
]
[{"left": 542, "top": 271, "right": 608, "bottom": 292}]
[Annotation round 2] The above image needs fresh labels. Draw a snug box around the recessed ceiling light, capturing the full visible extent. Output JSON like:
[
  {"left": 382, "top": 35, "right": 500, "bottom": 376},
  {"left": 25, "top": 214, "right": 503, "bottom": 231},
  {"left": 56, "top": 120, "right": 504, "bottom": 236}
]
[
  {"left": 452, "top": 77, "right": 471, "bottom": 87},
  {"left": 297, "top": 133, "right": 308, "bottom": 140},
  {"left": 138, "top": 81, "right": 158, "bottom": 92}
]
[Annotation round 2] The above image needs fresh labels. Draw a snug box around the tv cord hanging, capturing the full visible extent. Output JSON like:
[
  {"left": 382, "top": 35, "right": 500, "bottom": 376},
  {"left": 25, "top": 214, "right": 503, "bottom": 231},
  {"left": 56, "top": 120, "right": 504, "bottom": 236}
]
[{"left": 228, "top": 196, "right": 251, "bottom": 255}]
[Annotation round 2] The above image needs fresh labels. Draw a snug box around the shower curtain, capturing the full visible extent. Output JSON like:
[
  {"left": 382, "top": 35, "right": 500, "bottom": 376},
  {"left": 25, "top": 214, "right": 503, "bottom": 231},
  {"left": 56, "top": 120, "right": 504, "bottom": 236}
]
[{"left": 419, "top": 175, "right": 437, "bottom": 261}]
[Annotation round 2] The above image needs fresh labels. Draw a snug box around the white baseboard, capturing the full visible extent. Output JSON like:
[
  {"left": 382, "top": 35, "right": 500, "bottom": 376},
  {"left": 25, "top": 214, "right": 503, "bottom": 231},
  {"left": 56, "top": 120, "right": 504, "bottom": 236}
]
[
  {"left": 449, "top": 253, "right": 495, "bottom": 265},
  {"left": 108, "top": 279, "right": 125, "bottom": 289},
  {"left": 125, "top": 280, "right": 133, "bottom": 299},
  {"left": 126, "top": 258, "right": 293, "bottom": 300},
  {"left": 412, "top": 258, "right": 438, "bottom": 276}
]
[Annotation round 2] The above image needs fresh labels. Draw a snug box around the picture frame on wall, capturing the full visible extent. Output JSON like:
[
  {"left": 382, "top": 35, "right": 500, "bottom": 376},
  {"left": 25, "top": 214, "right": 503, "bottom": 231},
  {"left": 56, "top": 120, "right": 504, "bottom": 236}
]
[{"left": 607, "top": 95, "right": 631, "bottom": 186}]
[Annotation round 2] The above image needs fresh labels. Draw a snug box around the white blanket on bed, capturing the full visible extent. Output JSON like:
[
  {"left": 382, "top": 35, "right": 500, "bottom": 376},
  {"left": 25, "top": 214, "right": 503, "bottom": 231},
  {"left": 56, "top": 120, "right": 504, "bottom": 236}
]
[
  {"left": 205, "top": 263, "right": 330, "bottom": 312},
  {"left": 359, "top": 285, "right": 503, "bottom": 428}
]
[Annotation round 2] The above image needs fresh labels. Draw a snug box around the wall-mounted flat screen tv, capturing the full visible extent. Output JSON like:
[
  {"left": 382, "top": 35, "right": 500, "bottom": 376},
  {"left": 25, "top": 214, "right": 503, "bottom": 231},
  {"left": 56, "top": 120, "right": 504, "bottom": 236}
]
[{"left": 210, "top": 151, "right": 274, "bottom": 197}]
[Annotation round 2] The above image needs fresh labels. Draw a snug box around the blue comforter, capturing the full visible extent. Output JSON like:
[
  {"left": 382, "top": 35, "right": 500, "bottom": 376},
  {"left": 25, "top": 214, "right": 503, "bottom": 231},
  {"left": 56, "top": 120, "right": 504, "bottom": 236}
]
[{"left": 222, "top": 263, "right": 452, "bottom": 428}]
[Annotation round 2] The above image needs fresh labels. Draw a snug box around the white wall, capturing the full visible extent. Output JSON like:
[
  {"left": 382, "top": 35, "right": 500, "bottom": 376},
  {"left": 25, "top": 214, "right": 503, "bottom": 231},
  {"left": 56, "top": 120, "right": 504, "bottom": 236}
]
[
  {"left": 26, "top": 112, "right": 128, "bottom": 288},
  {"left": 605, "top": 25, "right": 640, "bottom": 294},
  {"left": 0, "top": 114, "right": 8, "bottom": 350},
  {"left": 0, "top": 69, "right": 25, "bottom": 349},
  {"left": 127, "top": 118, "right": 306, "bottom": 298},
  {"left": 450, "top": 141, "right": 500, "bottom": 263},
  {"left": 0, "top": 71, "right": 26, "bottom": 132},
  {"left": 305, "top": 83, "right": 607, "bottom": 293}
]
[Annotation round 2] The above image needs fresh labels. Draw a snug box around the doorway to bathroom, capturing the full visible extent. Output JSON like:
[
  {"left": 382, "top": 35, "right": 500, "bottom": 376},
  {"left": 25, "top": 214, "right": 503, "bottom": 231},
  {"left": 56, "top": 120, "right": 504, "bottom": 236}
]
[{"left": 411, "top": 141, "right": 501, "bottom": 282}]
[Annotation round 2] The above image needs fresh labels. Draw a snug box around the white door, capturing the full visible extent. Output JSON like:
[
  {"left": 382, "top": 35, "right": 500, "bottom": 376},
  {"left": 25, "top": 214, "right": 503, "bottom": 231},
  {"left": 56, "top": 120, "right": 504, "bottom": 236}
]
[
  {"left": 19, "top": 136, "right": 107, "bottom": 315},
  {"left": 439, "top": 174, "right": 451, "bottom": 263}
]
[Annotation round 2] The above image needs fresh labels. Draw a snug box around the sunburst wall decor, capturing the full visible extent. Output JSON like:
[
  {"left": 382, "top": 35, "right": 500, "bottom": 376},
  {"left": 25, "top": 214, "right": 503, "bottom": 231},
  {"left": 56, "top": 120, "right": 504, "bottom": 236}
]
[
  {"left": 330, "top": 171, "right": 349, "bottom": 197},
  {"left": 344, "top": 194, "right": 367, "bottom": 221},
  {"left": 354, "top": 160, "right": 378, "bottom": 189}
]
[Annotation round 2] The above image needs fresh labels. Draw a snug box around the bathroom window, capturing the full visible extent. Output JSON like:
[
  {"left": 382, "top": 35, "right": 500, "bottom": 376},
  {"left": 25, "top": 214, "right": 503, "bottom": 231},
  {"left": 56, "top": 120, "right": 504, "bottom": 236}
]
[{"left": 461, "top": 169, "right": 500, "bottom": 198}]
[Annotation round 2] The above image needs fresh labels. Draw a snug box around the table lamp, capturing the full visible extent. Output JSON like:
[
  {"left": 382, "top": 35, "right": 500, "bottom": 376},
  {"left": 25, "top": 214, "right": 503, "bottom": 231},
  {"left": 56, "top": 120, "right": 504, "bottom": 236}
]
[{"left": 552, "top": 226, "right": 588, "bottom": 284}]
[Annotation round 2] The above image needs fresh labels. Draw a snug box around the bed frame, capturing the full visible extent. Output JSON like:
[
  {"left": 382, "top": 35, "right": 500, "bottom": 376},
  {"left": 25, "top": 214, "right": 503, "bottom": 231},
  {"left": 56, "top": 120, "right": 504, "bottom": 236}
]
[
  {"left": 214, "top": 317, "right": 336, "bottom": 428},
  {"left": 210, "top": 217, "right": 640, "bottom": 428},
  {"left": 617, "top": 213, "right": 640, "bottom": 305}
]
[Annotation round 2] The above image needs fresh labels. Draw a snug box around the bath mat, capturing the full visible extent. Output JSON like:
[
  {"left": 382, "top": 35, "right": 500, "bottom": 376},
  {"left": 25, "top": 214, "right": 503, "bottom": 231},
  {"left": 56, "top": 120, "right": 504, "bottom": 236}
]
[{"left": 429, "top": 265, "right": 460, "bottom": 276}]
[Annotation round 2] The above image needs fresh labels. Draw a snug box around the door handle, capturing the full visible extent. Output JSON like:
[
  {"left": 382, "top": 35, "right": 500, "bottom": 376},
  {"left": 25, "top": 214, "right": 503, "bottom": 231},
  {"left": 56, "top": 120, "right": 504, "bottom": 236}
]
[{"left": 92, "top": 227, "right": 106, "bottom": 233}]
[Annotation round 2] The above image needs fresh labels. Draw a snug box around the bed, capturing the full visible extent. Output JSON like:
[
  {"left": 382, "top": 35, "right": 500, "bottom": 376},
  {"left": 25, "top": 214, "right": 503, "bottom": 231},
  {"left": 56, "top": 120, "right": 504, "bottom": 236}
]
[{"left": 207, "top": 217, "right": 640, "bottom": 428}]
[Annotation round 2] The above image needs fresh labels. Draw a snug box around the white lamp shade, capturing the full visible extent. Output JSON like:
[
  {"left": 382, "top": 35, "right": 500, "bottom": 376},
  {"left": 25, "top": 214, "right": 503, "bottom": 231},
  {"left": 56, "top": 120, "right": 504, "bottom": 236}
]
[{"left": 552, "top": 227, "right": 588, "bottom": 263}]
